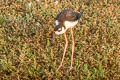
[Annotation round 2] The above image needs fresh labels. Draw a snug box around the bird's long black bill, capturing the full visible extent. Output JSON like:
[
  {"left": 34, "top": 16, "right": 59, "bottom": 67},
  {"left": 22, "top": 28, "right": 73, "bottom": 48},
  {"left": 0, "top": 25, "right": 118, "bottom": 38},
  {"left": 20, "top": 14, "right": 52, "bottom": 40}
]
[
  {"left": 50, "top": 33, "right": 56, "bottom": 45},
  {"left": 52, "top": 33, "right": 56, "bottom": 41}
]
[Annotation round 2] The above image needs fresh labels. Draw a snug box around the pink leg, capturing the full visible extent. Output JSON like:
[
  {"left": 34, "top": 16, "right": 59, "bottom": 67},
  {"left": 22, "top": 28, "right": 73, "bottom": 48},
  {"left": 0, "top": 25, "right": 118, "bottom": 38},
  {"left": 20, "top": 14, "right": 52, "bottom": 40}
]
[
  {"left": 70, "top": 28, "right": 75, "bottom": 71},
  {"left": 57, "top": 32, "right": 68, "bottom": 70}
]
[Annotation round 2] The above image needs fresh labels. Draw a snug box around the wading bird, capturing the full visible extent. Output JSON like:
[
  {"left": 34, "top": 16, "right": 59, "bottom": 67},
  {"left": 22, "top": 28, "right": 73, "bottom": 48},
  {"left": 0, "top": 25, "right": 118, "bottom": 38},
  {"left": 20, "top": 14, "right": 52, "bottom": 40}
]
[{"left": 54, "top": 9, "right": 82, "bottom": 70}]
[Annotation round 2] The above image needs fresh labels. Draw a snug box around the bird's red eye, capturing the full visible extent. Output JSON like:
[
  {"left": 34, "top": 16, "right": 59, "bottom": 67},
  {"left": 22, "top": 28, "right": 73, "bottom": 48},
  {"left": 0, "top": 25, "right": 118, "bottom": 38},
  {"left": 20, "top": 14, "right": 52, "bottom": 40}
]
[{"left": 58, "top": 28, "right": 62, "bottom": 32}]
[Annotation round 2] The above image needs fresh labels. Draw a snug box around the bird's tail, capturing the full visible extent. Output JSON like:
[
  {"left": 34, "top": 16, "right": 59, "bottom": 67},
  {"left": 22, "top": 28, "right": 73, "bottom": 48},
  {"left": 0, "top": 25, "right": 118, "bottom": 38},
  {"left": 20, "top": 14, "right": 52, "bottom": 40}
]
[{"left": 77, "top": 12, "right": 82, "bottom": 20}]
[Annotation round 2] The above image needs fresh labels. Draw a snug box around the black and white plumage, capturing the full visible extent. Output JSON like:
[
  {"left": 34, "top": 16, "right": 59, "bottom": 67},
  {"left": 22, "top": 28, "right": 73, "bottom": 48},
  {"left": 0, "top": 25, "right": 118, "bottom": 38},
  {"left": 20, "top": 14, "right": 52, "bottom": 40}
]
[
  {"left": 54, "top": 9, "right": 82, "bottom": 35},
  {"left": 54, "top": 9, "right": 82, "bottom": 71}
]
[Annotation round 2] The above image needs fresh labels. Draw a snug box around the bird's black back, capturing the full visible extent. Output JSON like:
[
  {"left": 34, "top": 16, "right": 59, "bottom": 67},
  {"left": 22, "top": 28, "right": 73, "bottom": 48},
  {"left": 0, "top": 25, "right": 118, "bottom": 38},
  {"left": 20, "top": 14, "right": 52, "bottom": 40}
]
[{"left": 56, "top": 9, "right": 81, "bottom": 22}]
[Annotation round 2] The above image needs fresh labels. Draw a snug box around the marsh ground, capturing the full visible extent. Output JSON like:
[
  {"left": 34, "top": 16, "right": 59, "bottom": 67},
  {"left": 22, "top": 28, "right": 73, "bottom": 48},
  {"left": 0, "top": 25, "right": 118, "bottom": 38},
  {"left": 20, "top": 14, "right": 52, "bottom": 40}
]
[{"left": 0, "top": 0, "right": 120, "bottom": 80}]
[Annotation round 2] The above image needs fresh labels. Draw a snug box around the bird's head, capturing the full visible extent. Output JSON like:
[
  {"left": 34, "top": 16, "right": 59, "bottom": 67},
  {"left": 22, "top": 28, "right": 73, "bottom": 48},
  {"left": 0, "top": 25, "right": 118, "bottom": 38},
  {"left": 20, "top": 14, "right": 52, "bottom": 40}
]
[
  {"left": 52, "top": 25, "right": 66, "bottom": 42},
  {"left": 54, "top": 25, "right": 66, "bottom": 35}
]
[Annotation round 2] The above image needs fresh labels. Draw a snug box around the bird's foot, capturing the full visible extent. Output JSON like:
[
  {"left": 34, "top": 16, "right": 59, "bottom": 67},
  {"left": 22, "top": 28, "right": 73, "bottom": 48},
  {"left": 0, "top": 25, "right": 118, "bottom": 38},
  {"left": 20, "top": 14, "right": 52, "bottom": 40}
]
[
  {"left": 69, "top": 66, "right": 73, "bottom": 74},
  {"left": 57, "top": 64, "right": 62, "bottom": 71},
  {"left": 69, "top": 66, "right": 73, "bottom": 71}
]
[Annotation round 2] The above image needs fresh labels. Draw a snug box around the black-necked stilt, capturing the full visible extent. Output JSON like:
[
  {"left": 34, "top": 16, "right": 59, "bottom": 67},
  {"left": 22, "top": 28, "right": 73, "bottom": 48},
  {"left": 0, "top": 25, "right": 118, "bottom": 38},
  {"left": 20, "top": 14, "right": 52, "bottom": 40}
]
[{"left": 54, "top": 9, "right": 82, "bottom": 70}]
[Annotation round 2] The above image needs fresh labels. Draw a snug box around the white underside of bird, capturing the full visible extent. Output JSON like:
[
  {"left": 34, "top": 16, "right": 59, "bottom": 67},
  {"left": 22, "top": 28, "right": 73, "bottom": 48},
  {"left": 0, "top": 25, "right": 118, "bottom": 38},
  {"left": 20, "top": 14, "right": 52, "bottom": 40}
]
[{"left": 55, "top": 20, "right": 78, "bottom": 35}]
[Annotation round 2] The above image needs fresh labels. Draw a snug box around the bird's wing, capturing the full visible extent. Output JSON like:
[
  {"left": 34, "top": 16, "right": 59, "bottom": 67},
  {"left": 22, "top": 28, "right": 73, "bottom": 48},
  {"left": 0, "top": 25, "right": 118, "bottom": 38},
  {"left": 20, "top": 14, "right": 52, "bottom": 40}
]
[
  {"left": 56, "top": 10, "right": 79, "bottom": 21},
  {"left": 65, "top": 10, "right": 78, "bottom": 21}
]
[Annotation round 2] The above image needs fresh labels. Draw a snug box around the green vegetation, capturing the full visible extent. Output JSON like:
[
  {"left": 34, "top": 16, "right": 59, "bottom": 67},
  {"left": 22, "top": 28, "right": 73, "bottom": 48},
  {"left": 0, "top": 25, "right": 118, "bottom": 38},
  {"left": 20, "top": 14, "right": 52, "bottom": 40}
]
[{"left": 0, "top": 0, "right": 120, "bottom": 80}]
